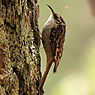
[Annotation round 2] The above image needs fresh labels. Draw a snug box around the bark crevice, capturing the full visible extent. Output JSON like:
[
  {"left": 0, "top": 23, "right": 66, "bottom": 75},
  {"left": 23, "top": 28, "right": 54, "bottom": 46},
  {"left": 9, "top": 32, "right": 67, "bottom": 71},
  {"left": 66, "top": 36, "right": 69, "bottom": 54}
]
[{"left": 0, "top": 0, "right": 41, "bottom": 95}]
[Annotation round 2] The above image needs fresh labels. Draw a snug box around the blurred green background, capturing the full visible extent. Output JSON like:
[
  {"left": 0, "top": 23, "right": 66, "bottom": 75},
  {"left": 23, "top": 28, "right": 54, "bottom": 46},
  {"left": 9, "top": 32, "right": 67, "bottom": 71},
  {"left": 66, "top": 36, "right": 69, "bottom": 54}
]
[{"left": 38, "top": 0, "right": 95, "bottom": 95}]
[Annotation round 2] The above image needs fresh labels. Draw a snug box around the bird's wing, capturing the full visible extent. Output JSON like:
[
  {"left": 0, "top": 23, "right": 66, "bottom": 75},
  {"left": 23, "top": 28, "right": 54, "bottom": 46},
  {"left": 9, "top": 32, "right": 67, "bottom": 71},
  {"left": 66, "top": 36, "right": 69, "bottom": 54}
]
[{"left": 49, "top": 24, "right": 66, "bottom": 73}]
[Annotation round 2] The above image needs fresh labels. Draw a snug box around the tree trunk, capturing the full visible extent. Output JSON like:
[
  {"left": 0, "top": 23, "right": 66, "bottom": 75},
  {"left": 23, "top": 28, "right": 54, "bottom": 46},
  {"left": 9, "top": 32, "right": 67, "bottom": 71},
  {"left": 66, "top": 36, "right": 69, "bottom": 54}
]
[{"left": 0, "top": 0, "right": 42, "bottom": 95}]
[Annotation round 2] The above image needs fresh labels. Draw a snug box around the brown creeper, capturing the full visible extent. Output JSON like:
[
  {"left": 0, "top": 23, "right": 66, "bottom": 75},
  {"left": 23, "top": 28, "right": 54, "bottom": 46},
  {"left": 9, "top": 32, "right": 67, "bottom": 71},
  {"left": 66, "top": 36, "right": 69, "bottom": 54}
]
[{"left": 39, "top": 5, "right": 66, "bottom": 91}]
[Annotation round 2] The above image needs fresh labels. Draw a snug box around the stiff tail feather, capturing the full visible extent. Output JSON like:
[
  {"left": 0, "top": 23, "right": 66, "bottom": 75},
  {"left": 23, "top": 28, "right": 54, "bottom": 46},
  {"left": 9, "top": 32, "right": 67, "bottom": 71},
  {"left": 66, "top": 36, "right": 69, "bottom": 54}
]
[{"left": 38, "top": 62, "right": 52, "bottom": 90}]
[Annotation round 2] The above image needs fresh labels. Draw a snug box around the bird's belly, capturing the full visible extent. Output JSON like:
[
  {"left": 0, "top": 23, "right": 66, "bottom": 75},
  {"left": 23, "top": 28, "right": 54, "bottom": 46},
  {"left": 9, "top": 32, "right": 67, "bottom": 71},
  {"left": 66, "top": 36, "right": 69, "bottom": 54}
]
[{"left": 42, "top": 30, "right": 53, "bottom": 58}]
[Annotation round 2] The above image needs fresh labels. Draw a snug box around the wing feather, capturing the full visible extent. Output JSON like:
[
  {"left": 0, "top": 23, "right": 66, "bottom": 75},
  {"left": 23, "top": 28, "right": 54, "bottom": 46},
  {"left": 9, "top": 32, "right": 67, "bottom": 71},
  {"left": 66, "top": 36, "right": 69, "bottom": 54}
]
[{"left": 49, "top": 24, "right": 66, "bottom": 73}]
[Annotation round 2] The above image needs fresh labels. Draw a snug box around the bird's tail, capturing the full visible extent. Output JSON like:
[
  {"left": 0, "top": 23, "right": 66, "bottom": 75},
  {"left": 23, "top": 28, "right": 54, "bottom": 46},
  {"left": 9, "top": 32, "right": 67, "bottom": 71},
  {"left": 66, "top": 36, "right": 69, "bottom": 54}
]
[{"left": 38, "top": 62, "right": 52, "bottom": 91}]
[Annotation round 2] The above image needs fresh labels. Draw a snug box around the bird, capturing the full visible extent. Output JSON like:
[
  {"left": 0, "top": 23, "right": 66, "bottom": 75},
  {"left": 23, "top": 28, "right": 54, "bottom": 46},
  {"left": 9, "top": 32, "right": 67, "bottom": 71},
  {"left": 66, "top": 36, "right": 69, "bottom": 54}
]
[{"left": 39, "top": 4, "right": 66, "bottom": 91}]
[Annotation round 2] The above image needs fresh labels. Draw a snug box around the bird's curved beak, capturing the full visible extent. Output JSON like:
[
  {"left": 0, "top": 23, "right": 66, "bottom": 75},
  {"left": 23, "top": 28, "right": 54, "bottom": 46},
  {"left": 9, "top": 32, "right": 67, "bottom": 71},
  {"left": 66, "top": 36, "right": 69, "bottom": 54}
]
[{"left": 46, "top": 4, "right": 55, "bottom": 14}]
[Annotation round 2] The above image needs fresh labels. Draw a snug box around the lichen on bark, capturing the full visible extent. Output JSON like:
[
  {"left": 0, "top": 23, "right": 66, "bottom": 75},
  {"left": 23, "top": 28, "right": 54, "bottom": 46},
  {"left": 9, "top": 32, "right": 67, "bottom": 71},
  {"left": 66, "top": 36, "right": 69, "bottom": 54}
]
[{"left": 0, "top": 0, "right": 41, "bottom": 95}]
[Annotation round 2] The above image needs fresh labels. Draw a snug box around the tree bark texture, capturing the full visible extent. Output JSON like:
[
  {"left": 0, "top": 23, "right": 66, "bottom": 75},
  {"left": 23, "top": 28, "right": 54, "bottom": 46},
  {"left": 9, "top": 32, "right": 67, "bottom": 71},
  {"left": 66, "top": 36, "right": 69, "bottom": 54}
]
[{"left": 0, "top": 0, "right": 41, "bottom": 95}]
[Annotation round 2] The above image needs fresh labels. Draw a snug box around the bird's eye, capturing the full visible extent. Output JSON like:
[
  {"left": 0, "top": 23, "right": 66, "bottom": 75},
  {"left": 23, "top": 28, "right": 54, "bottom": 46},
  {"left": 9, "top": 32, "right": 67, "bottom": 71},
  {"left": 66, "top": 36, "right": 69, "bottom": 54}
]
[{"left": 54, "top": 14, "right": 58, "bottom": 19}]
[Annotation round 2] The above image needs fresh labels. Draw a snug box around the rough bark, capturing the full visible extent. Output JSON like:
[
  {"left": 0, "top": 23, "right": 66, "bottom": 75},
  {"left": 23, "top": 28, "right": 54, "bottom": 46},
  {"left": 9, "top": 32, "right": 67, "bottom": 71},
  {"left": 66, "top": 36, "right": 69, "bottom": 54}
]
[{"left": 0, "top": 0, "right": 41, "bottom": 95}]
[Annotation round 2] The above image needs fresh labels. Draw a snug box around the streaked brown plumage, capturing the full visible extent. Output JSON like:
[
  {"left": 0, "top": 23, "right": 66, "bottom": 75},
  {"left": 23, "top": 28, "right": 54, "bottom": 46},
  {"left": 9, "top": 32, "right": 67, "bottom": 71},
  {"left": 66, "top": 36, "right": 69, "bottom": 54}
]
[{"left": 39, "top": 4, "right": 66, "bottom": 91}]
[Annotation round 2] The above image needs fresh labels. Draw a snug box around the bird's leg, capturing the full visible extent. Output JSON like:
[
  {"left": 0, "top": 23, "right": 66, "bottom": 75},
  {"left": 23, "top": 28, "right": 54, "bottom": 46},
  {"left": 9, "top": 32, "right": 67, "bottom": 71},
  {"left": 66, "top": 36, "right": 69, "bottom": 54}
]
[
  {"left": 33, "top": 30, "right": 42, "bottom": 47},
  {"left": 33, "top": 30, "right": 42, "bottom": 40}
]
